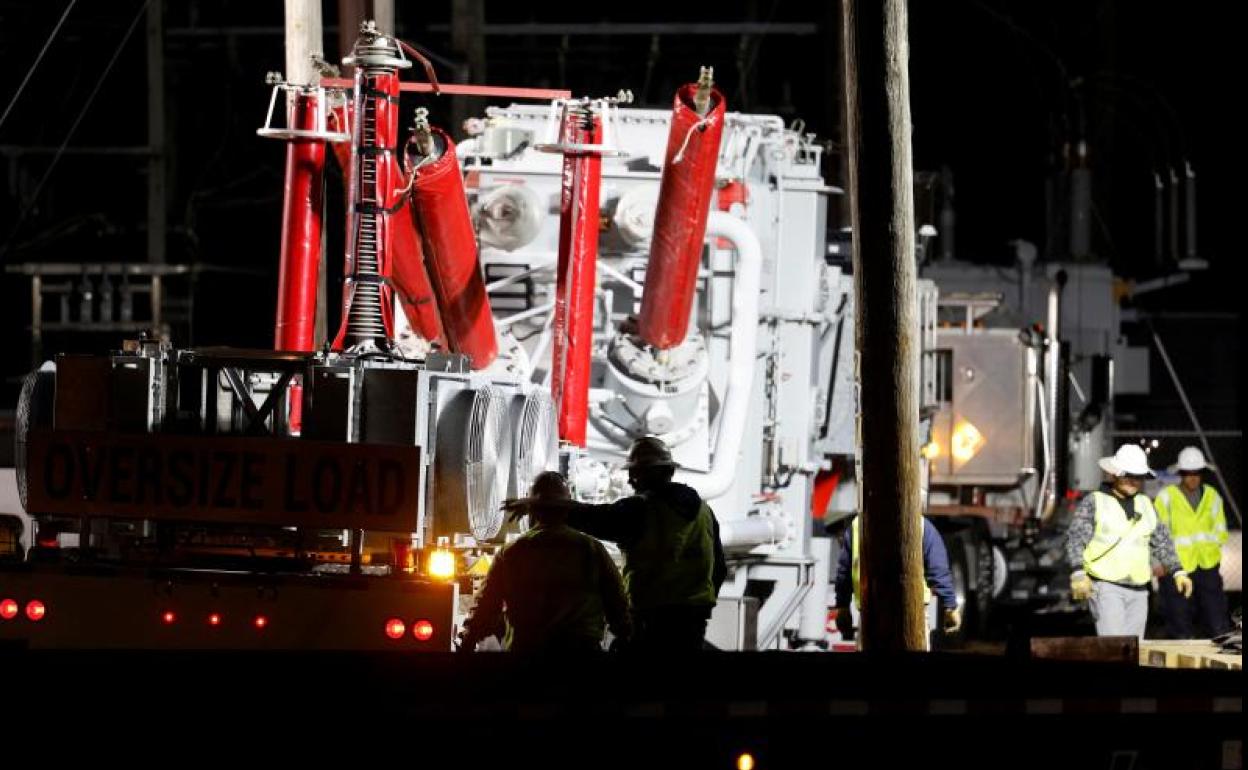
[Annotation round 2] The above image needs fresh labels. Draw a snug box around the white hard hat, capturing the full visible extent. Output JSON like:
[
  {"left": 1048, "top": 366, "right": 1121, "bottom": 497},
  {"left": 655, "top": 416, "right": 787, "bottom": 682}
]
[
  {"left": 1171, "top": 446, "right": 1214, "bottom": 473},
  {"left": 1098, "top": 444, "right": 1154, "bottom": 478}
]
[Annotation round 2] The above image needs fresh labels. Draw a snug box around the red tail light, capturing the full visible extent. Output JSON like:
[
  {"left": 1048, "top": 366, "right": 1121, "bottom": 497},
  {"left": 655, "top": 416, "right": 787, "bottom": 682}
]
[
  {"left": 0, "top": 599, "right": 17, "bottom": 620},
  {"left": 25, "top": 600, "right": 46, "bottom": 621},
  {"left": 254, "top": 615, "right": 269, "bottom": 630},
  {"left": 384, "top": 618, "right": 406, "bottom": 640},
  {"left": 161, "top": 610, "right": 177, "bottom": 625},
  {"left": 412, "top": 619, "right": 434, "bottom": 641},
  {"left": 208, "top": 612, "right": 222, "bottom": 627}
]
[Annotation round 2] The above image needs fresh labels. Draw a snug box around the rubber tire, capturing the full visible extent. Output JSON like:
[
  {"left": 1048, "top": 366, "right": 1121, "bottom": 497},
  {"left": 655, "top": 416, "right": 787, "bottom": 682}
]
[
  {"left": 15, "top": 366, "right": 56, "bottom": 511},
  {"left": 947, "top": 527, "right": 994, "bottom": 643}
]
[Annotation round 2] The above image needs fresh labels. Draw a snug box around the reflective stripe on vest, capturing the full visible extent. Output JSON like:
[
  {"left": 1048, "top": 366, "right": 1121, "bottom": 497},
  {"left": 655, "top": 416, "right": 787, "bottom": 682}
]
[
  {"left": 1157, "top": 484, "right": 1226, "bottom": 571},
  {"left": 850, "top": 516, "right": 931, "bottom": 610},
  {"left": 1084, "top": 491, "right": 1157, "bottom": 585},
  {"left": 625, "top": 499, "right": 717, "bottom": 611}
]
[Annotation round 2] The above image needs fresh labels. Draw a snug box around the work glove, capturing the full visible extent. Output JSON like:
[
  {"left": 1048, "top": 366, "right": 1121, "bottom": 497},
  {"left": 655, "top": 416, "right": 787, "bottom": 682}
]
[
  {"left": 834, "top": 607, "right": 854, "bottom": 640},
  {"left": 1173, "top": 572, "right": 1194, "bottom": 599},
  {"left": 941, "top": 606, "right": 962, "bottom": 634},
  {"left": 1070, "top": 572, "right": 1094, "bottom": 602},
  {"left": 501, "top": 497, "right": 534, "bottom": 523}
]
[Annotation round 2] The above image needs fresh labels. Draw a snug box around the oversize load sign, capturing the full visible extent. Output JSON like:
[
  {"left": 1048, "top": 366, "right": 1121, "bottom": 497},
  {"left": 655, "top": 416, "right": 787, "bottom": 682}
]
[{"left": 26, "top": 431, "right": 421, "bottom": 531}]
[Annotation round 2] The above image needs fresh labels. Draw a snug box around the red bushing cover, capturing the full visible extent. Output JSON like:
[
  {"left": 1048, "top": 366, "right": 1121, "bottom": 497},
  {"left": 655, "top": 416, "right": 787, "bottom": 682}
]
[
  {"left": 636, "top": 83, "right": 726, "bottom": 350},
  {"left": 409, "top": 128, "right": 498, "bottom": 369},
  {"left": 275, "top": 91, "right": 326, "bottom": 353},
  {"left": 551, "top": 111, "right": 602, "bottom": 446}
]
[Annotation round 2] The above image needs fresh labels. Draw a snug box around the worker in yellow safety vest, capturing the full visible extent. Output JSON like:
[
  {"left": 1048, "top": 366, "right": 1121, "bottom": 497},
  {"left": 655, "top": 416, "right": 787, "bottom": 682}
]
[
  {"left": 1154, "top": 447, "right": 1232, "bottom": 638},
  {"left": 503, "top": 437, "right": 727, "bottom": 652},
  {"left": 1065, "top": 444, "right": 1192, "bottom": 638}
]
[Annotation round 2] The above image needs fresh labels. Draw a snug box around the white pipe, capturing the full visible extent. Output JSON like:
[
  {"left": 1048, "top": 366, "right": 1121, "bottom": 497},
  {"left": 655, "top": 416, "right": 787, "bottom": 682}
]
[
  {"left": 719, "top": 516, "right": 784, "bottom": 550},
  {"left": 485, "top": 260, "right": 554, "bottom": 293},
  {"left": 673, "top": 211, "right": 763, "bottom": 500},
  {"left": 496, "top": 301, "right": 555, "bottom": 328},
  {"left": 596, "top": 261, "right": 644, "bottom": 296},
  {"left": 1040, "top": 278, "right": 1062, "bottom": 518},
  {"left": 796, "top": 536, "right": 833, "bottom": 643},
  {"left": 1033, "top": 374, "right": 1053, "bottom": 521}
]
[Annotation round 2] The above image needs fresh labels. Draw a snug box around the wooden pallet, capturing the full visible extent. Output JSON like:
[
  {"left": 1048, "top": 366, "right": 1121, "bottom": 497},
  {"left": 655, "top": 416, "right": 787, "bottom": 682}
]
[
  {"left": 1031, "top": 636, "right": 1139, "bottom": 664},
  {"left": 1139, "top": 639, "right": 1242, "bottom": 670}
]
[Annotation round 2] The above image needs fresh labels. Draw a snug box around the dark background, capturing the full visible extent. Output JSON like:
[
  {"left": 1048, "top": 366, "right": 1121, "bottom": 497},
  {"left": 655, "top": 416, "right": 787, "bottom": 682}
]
[{"left": 0, "top": 0, "right": 1240, "bottom": 506}]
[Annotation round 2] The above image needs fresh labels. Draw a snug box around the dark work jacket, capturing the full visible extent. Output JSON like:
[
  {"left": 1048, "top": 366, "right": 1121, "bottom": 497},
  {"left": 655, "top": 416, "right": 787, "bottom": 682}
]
[
  {"left": 833, "top": 516, "right": 958, "bottom": 611},
  {"left": 564, "top": 482, "right": 728, "bottom": 614},
  {"left": 462, "top": 524, "right": 631, "bottom": 653}
]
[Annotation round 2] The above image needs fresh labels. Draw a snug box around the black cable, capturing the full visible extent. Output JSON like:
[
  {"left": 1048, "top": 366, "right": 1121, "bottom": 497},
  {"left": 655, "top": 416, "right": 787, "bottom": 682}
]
[
  {"left": 963, "top": 0, "right": 1071, "bottom": 136},
  {"left": 1, "top": 0, "right": 151, "bottom": 259},
  {"left": 0, "top": 0, "right": 79, "bottom": 133},
  {"left": 819, "top": 294, "right": 849, "bottom": 438},
  {"left": 1086, "top": 71, "right": 1187, "bottom": 160}
]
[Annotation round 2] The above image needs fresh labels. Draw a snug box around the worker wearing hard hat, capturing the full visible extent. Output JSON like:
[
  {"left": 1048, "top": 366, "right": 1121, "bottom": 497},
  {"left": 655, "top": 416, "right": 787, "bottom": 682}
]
[
  {"left": 1154, "top": 447, "right": 1232, "bottom": 638},
  {"left": 827, "top": 510, "right": 961, "bottom": 648},
  {"left": 459, "top": 471, "right": 633, "bottom": 653},
  {"left": 1065, "top": 444, "right": 1192, "bottom": 638},
  {"left": 503, "top": 436, "right": 727, "bottom": 651}
]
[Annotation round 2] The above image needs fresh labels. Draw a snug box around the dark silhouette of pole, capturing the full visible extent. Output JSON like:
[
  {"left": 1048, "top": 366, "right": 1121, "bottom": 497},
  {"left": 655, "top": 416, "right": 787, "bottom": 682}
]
[{"left": 840, "top": 0, "right": 926, "bottom": 652}]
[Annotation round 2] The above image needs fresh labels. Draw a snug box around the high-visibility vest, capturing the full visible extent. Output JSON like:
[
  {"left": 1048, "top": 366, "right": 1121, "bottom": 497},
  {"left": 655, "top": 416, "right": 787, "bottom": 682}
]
[
  {"left": 625, "top": 498, "right": 718, "bottom": 611},
  {"left": 850, "top": 516, "right": 932, "bottom": 610},
  {"left": 1083, "top": 491, "right": 1157, "bottom": 586},
  {"left": 498, "top": 524, "right": 610, "bottom": 651},
  {"left": 1155, "top": 484, "right": 1228, "bottom": 571}
]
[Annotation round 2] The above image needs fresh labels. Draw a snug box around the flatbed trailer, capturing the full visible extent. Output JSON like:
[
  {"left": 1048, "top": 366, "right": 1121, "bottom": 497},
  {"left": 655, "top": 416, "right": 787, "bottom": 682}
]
[{"left": 0, "top": 562, "right": 455, "bottom": 650}]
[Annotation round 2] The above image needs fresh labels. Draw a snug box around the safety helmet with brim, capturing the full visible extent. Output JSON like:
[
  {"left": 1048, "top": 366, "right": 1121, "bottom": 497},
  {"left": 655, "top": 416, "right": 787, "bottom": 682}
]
[
  {"left": 1097, "top": 443, "right": 1155, "bottom": 479},
  {"left": 1169, "top": 445, "right": 1214, "bottom": 474},
  {"left": 624, "top": 436, "right": 680, "bottom": 469}
]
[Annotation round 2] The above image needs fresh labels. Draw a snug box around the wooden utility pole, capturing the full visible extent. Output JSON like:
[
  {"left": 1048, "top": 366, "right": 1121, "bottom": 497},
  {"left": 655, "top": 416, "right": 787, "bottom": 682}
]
[
  {"left": 285, "top": 0, "right": 327, "bottom": 347},
  {"left": 824, "top": 1, "right": 847, "bottom": 229},
  {"left": 146, "top": 0, "right": 165, "bottom": 266},
  {"left": 338, "top": 1, "right": 394, "bottom": 68},
  {"left": 450, "top": 0, "right": 486, "bottom": 137},
  {"left": 841, "top": 0, "right": 926, "bottom": 652},
  {"left": 285, "top": 0, "right": 323, "bottom": 88},
  {"left": 372, "top": 1, "right": 394, "bottom": 37}
]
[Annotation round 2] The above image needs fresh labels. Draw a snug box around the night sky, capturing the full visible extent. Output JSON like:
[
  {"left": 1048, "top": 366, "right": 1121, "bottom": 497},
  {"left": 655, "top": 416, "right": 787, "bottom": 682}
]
[{"left": 0, "top": 0, "right": 1240, "bottom": 502}]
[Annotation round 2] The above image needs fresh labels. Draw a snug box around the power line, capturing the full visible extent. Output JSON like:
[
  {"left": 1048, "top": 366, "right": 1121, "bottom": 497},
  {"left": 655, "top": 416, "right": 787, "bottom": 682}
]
[
  {"left": 0, "top": 0, "right": 79, "bottom": 134},
  {"left": 1148, "top": 322, "right": 1242, "bottom": 525},
  {"left": 965, "top": 1, "right": 1071, "bottom": 132},
  {"left": 1, "top": 0, "right": 150, "bottom": 260}
]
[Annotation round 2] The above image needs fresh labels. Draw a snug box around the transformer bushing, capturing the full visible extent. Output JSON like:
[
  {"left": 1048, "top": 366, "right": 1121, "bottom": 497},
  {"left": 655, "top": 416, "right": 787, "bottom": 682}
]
[
  {"left": 545, "top": 100, "right": 605, "bottom": 446},
  {"left": 596, "top": 331, "right": 710, "bottom": 443},
  {"left": 637, "top": 68, "right": 726, "bottom": 350},
  {"left": 335, "top": 22, "right": 410, "bottom": 351},
  {"left": 405, "top": 118, "right": 499, "bottom": 369}
]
